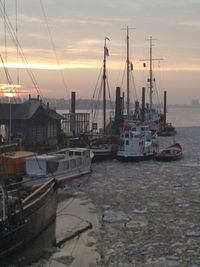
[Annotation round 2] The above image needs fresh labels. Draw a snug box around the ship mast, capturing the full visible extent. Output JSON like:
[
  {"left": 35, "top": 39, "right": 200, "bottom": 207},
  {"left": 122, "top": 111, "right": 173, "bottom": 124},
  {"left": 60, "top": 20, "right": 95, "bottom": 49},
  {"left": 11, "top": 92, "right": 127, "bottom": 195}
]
[
  {"left": 103, "top": 37, "right": 109, "bottom": 133},
  {"left": 141, "top": 37, "right": 163, "bottom": 111},
  {"left": 149, "top": 36, "right": 153, "bottom": 110},
  {"left": 122, "top": 26, "right": 135, "bottom": 117},
  {"left": 126, "top": 26, "right": 130, "bottom": 117}
]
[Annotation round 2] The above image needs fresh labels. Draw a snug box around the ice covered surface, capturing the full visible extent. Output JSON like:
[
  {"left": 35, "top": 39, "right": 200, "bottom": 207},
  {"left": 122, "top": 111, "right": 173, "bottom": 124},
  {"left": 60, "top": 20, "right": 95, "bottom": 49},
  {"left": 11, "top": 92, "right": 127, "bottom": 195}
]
[{"left": 42, "top": 127, "right": 200, "bottom": 267}]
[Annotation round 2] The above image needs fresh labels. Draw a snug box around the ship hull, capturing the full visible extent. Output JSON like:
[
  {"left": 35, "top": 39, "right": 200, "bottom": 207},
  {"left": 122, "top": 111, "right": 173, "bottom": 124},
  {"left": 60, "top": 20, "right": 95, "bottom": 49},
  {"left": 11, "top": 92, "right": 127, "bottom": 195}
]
[
  {"left": 116, "top": 153, "right": 155, "bottom": 162},
  {"left": 0, "top": 180, "right": 57, "bottom": 259}
]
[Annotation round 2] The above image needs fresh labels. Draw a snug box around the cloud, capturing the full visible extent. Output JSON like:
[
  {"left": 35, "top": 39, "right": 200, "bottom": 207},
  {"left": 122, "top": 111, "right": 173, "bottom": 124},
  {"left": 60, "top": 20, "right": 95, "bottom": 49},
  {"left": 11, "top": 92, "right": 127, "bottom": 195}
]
[{"left": 178, "top": 20, "right": 200, "bottom": 28}]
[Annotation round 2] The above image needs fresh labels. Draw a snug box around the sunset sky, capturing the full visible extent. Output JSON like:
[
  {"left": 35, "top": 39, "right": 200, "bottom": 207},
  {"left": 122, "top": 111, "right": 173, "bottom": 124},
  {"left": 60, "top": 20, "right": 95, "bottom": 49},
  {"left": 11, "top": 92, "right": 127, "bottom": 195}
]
[{"left": 0, "top": 0, "right": 200, "bottom": 104}]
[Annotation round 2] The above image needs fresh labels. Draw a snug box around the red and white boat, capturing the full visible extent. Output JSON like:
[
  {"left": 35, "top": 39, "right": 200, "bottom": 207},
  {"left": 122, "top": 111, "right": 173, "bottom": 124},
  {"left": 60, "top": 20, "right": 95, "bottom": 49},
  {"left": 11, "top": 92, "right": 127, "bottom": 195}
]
[{"left": 155, "top": 143, "right": 183, "bottom": 161}]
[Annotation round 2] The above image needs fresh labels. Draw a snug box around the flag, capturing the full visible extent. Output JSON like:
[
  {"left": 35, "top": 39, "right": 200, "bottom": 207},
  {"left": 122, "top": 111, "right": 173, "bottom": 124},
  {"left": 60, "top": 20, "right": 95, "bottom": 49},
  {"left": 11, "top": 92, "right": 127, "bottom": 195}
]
[
  {"left": 104, "top": 46, "right": 109, "bottom": 56},
  {"left": 130, "top": 62, "right": 133, "bottom": 71}
]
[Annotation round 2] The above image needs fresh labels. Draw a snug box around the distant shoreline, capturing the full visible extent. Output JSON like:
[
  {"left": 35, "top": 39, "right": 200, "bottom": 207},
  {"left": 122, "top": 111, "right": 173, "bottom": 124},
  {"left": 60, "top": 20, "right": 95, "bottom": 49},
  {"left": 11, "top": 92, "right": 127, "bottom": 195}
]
[{"left": 0, "top": 96, "right": 199, "bottom": 110}]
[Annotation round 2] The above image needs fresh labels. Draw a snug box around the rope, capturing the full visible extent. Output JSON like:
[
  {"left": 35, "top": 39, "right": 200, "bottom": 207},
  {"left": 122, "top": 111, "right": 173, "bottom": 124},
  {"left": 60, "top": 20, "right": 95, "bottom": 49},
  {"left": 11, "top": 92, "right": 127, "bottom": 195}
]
[
  {"left": 0, "top": 1, "right": 42, "bottom": 97},
  {"left": 39, "top": 0, "right": 69, "bottom": 99}
]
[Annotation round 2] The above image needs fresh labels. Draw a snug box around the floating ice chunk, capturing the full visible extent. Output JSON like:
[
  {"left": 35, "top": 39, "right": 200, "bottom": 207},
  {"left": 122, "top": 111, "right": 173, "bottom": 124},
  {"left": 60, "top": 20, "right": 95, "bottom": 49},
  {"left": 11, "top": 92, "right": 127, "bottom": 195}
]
[
  {"left": 103, "top": 211, "right": 130, "bottom": 223},
  {"left": 132, "top": 208, "right": 147, "bottom": 214},
  {"left": 186, "top": 230, "right": 200, "bottom": 237}
]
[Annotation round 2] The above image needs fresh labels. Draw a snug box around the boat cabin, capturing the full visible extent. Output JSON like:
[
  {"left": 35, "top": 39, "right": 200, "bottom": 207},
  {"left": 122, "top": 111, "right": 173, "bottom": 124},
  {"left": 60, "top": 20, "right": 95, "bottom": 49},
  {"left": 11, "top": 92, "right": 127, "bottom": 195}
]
[{"left": 25, "top": 148, "right": 91, "bottom": 176}]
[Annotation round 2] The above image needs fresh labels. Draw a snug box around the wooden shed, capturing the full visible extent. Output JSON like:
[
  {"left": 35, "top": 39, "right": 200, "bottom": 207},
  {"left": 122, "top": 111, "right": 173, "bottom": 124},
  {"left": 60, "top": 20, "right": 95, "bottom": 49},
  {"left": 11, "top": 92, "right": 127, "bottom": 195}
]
[{"left": 0, "top": 96, "right": 63, "bottom": 151}]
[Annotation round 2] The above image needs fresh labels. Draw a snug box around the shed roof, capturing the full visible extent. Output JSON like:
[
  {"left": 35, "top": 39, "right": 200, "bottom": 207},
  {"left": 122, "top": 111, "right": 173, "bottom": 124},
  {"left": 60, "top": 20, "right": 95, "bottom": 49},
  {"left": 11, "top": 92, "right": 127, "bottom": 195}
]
[{"left": 0, "top": 98, "right": 63, "bottom": 120}]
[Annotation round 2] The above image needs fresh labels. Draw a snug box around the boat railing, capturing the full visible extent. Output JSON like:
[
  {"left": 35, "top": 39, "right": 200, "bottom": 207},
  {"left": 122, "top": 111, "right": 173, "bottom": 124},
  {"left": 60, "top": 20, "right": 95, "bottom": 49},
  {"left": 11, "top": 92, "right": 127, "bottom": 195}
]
[
  {"left": 0, "top": 186, "right": 25, "bottom": 230},
  {"left": 22, "top": 179, "right": 55, "bottom": 205}
]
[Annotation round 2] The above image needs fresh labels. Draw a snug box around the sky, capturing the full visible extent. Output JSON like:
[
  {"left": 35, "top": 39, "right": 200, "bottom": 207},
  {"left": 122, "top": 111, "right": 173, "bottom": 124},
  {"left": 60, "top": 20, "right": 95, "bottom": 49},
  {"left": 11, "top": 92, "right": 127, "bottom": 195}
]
[{"left": 0, "top": 0, "right": 200, "bottom": 104}]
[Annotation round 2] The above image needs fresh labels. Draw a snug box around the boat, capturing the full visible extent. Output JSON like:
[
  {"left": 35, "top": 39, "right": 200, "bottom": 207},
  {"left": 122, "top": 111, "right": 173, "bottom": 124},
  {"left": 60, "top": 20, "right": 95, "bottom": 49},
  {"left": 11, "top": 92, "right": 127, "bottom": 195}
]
[
  {"left": 0, "top": 150, "right": 35, "bottom": 179},
  {"left": 0, "top": 178, "right": 57, "bottom": 259},
  {"left": 157, "top": 91, "right": 176, "bottom": 136},
  {"left": 23, "top": 147, "right": 92, "bottom": 188},
  {"left": 157, "top": 122, "right": 176, "bottom": 136},
  {"left": 138, "top": 37, "right": 163, "bottom": 129},
  {"left": 116, "top": 122, "right": 158, "bottom": 161},
  {"left": 155, "top": 143, "right": 182, "bottom": 161},
  {"left": 87, "top": 37, "right": 115, "bottom": 160},
  {"left": 90, "top": 137, "right": 115, "bottom": 161}
]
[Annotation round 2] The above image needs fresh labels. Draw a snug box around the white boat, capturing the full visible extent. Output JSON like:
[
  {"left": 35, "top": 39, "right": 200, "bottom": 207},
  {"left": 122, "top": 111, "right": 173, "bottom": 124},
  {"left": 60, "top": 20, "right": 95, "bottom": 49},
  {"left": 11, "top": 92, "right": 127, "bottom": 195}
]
[
  {"left": 23, "top": 148, "right": 92, "bottom": 187},
  {"left": 116, "top": 122, "right": 158, "bottom": 161},
  {"left": 90, "top": 142, "right": 114, "bottom": 161}
]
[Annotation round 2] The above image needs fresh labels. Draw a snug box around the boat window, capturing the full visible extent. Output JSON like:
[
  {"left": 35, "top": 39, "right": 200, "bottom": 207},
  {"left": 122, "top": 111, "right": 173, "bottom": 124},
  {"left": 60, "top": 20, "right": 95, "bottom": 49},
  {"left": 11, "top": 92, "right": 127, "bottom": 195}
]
[
  {"left": 62, "top": 161, "right": 69, "bottom": 170},
  {"left": 69, "top": 151, "right": 74, "bottom": 156},
  {"left": 85, "top": 151, "right": 90, "bottom": 158},
  {"left": 126, "top": 140, "right": 129, "bottom": 145},
  {"left": 75, "top": 152, "right": 82, "bottom": 156},
  {"left": 47, "top": 161, "right": 59, "bottom": 174},
  {"left": 125, "top": 133, "right": 129, "bottom": 138},
  {"left": 132, "top": 127, "right": 136, "bottom": 131},
  {"left": 70, "top": 159, "right": 76, "bottom": 169},
  {"left": 77, "top": 158, "right": 82, "bottom": 166},
  {"left": 130, "top": 133, "right": 133, "bottom": 138}
]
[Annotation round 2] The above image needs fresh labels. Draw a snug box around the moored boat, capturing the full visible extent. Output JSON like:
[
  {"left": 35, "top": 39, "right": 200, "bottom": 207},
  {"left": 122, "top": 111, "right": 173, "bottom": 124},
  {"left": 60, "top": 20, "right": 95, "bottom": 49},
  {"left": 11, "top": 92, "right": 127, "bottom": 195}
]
[
  {"left": 117, "top": 122, "right": 158, "bottom": 162},
  {"left": 155, "top": 143, "right": 182, "bottom": 161},
  {"left": 23, "top": 148, "right": 92, "bottom": 188},
  {"left": 90, "top": 143, "right": 113, "bottom": 161},
  {"left": 157, "top": 123, "right": 176, "bottom": 136},
  {"left": 0, "top": 178, "right": 57, "bottom": 260},
  {"left": 89, "top": 135, "right": 116, "bottom": 161},
  {"left": 0, "top": 150, "right": 35, "bottom": 179}
]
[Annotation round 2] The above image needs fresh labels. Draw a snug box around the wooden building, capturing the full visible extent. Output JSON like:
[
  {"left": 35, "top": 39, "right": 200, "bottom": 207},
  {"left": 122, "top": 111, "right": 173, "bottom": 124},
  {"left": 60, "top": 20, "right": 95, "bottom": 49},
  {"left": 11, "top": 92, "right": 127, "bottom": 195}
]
[{"left": 0, "top": 95, "right": 63, "bottom": 151}]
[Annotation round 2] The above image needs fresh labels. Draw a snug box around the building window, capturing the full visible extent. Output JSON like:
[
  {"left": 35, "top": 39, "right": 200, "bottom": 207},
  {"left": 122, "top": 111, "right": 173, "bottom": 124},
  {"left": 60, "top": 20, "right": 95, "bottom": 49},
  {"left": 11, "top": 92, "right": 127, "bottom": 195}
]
[{"left": 48, "top": 124, "right": 57, "bottom": 137}]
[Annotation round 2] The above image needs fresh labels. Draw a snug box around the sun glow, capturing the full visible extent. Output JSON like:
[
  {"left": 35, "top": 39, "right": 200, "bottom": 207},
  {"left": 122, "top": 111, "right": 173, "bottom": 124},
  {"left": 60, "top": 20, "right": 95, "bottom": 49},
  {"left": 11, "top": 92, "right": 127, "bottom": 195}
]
[
  {"left": 0, "top": 60, "right": 199, "bottom": 72},
  {"left": 0, "top": 84, "right": 21, "bottom": 97},
  {"left": 0, "top": 62, "right": 66, "bottom": 70}
]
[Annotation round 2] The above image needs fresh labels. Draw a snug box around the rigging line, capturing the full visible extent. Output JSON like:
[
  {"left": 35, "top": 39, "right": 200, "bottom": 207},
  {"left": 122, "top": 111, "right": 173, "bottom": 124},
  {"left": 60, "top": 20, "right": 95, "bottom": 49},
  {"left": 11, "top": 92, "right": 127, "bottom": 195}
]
[
  {"left": 15, "top": 0, "right": 19, "bottom": 85},
  {"left": 70, "top": 235, "right": 80, "bottom": 257},
  {"left": 106, "top": 79, "right": 114, "bottom": 111},
  {"left": 93, "top": 78, "right": 103, "bottom": 122},
  {"left": 3, "top": 0, "right": 6, "bottom": 62},
  {"left": 106, "top": 65, "right": 114, "bottom": 108},
  {"left": 39, "top": 0, "right": 69, "bottom": 98},
  {"left": 154, "top": 79, "right": 161, "bottom": 111},
  {"left": 104, "top": 61, "right": 112, "bottom": 103},
  {"left": 120, "top": 62, "right": 126, "bottom": 89},
  {"left": 2, "top": 0, "right": 7, "bottom": 61},
  {"left": 117, "top": 38, "right": 126, "bottom": 86},
  {"left": 88, "top": 66, "right": 103, "bottom": 111},
  {"left": 0, "top": 2, "right": 42, "bottom": 97},
  {"left": 57, "top": 197, "right": 75, "bottom": 214},
  {"left": 57, "top": 212, "right": 88, "bottom": 224},
  {"left": 130, "top": 71, "right": 138, "bottom": 101},
  {"left": 0, "top": 53, "right": 14, "bottom": 85},
  {"left": 92, "top": 75, "right": 103, "bottom": 122}
]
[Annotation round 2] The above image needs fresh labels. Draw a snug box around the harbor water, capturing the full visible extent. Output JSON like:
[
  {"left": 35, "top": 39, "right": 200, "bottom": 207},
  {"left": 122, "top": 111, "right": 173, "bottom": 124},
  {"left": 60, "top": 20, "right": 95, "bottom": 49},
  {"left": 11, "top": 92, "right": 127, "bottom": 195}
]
[
  {"left": 5, "top": 107, "right": 200, "bottom": 266},
  {"left": 43, "top": 126, "right": 200, "bottom": 267}
]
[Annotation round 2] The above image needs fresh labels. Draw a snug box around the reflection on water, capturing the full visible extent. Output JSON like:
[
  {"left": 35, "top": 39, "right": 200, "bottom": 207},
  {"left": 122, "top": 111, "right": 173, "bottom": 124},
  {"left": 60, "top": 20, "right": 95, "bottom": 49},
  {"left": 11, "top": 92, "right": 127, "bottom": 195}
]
[{"left": 1, "top": 221, "right": 56, "bottom": 266}]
